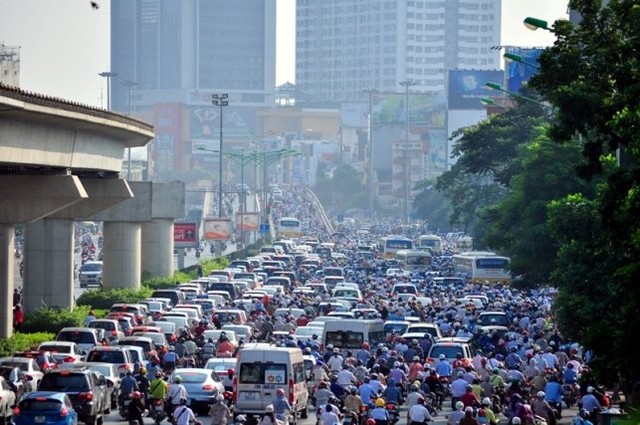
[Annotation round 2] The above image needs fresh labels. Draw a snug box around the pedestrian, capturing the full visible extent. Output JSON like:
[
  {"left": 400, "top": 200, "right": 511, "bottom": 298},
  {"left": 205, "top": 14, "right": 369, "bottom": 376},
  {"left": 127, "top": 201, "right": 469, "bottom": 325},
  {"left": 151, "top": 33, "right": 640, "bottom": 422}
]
[{"left": 13, "top": 305, "right": 24, "bottom": 332}]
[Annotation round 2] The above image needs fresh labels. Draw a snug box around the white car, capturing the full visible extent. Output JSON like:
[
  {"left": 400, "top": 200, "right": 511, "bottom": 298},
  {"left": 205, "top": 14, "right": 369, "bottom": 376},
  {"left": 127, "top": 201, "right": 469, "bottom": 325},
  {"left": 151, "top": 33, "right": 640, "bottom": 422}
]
[
  {"left": 0, "top": 356, "right": 44, "bottom": 391},
  {"left": 37, "top": 341, "right": 85, "bottom": 363}
]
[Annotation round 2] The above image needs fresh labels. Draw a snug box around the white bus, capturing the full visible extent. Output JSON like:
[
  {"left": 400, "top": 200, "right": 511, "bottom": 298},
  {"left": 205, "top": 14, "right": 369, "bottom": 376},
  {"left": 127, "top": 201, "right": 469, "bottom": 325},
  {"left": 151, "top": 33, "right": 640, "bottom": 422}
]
[
  {"left": 455, "top": 236, "right": 473, "bottom": 253},
  {"left": 452, "top": 251, "right": 511, "bottom": 284},
  {"left": 380, "top": 236, "right": 414, "bottom": 259},
  {"left": 395, "top": 249, "right": 432, "bottom": 273},
  {"left": 416, "top": 234, "right": 443, "bottom": 255},
  {"left": 276, "top": 217, "right": 302, "bottom": 239}
]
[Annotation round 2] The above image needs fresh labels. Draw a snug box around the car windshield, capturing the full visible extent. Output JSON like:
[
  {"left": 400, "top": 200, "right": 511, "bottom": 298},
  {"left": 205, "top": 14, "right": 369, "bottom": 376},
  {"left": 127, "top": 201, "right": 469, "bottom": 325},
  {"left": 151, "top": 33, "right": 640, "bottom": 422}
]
[
  {"left": 174, "top": 371, "right": 207, "bottom": 383},
  {"left": 19, "top": 399, "right": 64, "bottom": 411},
  {"left": 87, "top": 364, "right": 113, "bottom": 377},
  {"left": 82, "top": 263, "right": 102, "bottom": 272},
  {"left": 39, "top": 344, "right": 71, "bottom": 353},
  {"left": 57, "top": 331, "right": 96, "bottom": 344},
  {"left": 430, "top": 345, "right": 464, "bottom": 359},
  {"left": 87, "top": 350, "right": 126, "bottom": 363},
  {"left": 40, "top": 374, "right": 89, "bottom": 391}
]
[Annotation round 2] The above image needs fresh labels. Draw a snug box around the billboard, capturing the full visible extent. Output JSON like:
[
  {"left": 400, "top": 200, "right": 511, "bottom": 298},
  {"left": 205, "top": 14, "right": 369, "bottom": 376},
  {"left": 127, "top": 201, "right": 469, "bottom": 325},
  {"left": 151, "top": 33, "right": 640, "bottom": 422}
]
[
  {"left": 341, "top": 102, "right": 369, "bottom": 128},
  {"left": 371, "top": 93, "right": 447, "bottom": 126},
  {"left": 152, "top": 103, "right": 182, "bottom": 180},
  {"left": 448, "top": 70, "right": 505, "bottom": 109},
  {"left": 190, "top": 106, "right": 256, "bottom": 140},
  {"left": 174, "top": 222, "right": 198, "bottom": 248},
  {"left": 236, "top": 212, "right": 259, "bottom": 231},
  {"left": 506, "top": 47, "right": 543, "bottom": 92},
  {"left": 204, "top": 218, "right": 232, "bottom": 241}
]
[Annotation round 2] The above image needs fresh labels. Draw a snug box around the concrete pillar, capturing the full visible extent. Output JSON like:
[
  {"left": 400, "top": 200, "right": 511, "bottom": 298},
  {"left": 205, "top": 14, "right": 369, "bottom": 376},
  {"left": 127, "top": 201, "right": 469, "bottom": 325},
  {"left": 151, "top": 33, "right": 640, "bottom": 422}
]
[
  {"left": 0, "top": 224, "right": 14, "bottom": 338},
  {"left": 103, "top": 221, "right": 141, "bottom": 289},
  {"left": 23, "top": 219, "right": 75, "bottom": 314},
  {"left": 141, "top": 219, "right": 174, "bottom": 277}
]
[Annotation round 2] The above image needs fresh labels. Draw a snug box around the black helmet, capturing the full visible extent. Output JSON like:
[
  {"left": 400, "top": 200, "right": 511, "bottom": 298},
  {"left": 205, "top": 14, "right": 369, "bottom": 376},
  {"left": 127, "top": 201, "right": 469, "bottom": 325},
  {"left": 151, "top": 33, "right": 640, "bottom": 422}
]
[
  {"left": 180, "top": 397, "right": 188, "bottom": 405},
  {"left": 208, "top": 338, "right": 214, "bottom": 343}
]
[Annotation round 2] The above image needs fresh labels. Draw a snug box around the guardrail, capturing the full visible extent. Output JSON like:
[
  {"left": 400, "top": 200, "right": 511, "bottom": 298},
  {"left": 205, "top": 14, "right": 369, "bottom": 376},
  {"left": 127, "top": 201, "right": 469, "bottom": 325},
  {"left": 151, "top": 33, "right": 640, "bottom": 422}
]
[{"left": 303, "top": 186, "right": 334, "bottom": 234}]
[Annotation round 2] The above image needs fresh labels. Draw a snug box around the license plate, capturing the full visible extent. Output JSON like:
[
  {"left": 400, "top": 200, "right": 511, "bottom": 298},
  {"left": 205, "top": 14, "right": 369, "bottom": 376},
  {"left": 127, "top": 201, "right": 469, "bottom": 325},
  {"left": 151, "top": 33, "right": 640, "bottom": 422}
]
[
  {"left": 240, "top": 391, "right": 259, "bottom": 400},
  {"left": 155, "top": 405, "right": 164, "bottom": 412},
  {"left": 35, "top": 416, "right": 46, "bottom": 423}
]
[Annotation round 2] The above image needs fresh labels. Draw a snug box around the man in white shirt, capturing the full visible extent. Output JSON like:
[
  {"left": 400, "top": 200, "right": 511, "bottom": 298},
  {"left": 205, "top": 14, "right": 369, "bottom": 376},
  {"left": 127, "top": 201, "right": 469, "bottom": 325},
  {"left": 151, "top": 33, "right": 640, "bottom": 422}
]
[
  {"left": 337, "top": 364, "right": 357, "bottom": 387},
  {"left": 173, "top": 398, "right": 197, "bottom": 425},
  {"left": 168, "top": 376, "right": 189, "bottom": 411},
  {"left": 327, "top": 348, "right": 344, "bottom": 372},
  {"left": 409, "top": 397, "right": 433, "bottom": 425}
]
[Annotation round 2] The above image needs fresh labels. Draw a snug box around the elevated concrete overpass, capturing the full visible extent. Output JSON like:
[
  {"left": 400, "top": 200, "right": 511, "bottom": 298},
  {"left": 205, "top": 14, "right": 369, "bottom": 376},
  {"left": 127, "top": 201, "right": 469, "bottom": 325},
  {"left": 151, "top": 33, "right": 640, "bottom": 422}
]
[{"left": 0, "top": 83, "right": 183, "bottom": 338}]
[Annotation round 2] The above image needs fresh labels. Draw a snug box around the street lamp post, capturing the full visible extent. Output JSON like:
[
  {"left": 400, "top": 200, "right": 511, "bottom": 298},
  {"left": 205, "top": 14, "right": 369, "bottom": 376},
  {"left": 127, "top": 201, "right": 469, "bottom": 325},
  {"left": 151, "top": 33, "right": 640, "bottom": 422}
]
[
  {"left": 121, "top": 80, "right": 138, "bottom": 180},
  {"left": 212, "top": 93, "right": 229, "bottom": 257},
  {"left": 399, "top": 80, "right": 417, "bottom": 225},
  {"left": 484, "top": 82, "right": 549, "bottom": 107},
  {"left": 98, "top": 71, "right": 118, "bottom": 110},
  {"left": 364, "top": 89, "right": 378, "bottom": 219}
]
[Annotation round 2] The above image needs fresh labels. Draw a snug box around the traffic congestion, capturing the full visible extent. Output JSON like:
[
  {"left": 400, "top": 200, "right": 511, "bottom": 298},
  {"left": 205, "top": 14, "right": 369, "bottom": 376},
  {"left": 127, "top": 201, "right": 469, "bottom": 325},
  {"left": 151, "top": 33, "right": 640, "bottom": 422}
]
[{"left": 1, "top": 184, "right": 620, "bottom": 425}]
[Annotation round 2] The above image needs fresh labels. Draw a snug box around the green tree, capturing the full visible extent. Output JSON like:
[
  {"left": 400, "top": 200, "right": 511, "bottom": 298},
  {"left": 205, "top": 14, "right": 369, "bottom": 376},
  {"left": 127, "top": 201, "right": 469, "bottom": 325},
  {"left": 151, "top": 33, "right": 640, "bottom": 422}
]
[
  {"left": 528, "top": 0, "right": 640, "bottom": 391},
  {"left": 412, "top": 179, "right": 454, "bottom": 232},
  {"left": 313, "top": 163, "right": 366, "bottom": 213}
]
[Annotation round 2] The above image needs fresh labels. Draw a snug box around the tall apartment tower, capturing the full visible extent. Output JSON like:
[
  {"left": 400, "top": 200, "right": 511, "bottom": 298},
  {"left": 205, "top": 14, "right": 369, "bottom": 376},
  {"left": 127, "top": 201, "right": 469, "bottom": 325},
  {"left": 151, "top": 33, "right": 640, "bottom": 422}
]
[
  {"left": 296, "top": 0, "right": 501, "bottom": 102},
  {"left": 110, "top": 0, "right": 276, "bottom": 111},
  {"left": 0, "top": 44, "right": 20, "bottom": 87}
]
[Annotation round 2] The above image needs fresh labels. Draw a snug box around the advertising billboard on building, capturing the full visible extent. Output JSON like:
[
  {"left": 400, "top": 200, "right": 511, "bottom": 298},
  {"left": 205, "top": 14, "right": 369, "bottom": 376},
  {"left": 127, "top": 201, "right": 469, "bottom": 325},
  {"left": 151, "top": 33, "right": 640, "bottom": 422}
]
[
  {"left": 204, "top": 218, "right": 232, "bottom": 241},
  {"left": 152, "top": 103, "right": 182, "bottom": 180},
  {"left": 236, "top": 212, "right": 259, "bottom": 231},
  {"left": 174, "top": 222, "right": 198, "bottom": 248},
  {"left": 341, "top": 102, "right": 369, "bottom": 128},
  {"left": 506, "top": 47, "right": 543, "bottom": 92},
  {"left": 371, "top": 92, "right": 446, "bottom": 126},
  {"left": 448, "top": 70, "right": 505, "bottom": 109},
  {"left": 190, "top": 106, "right": 256, "bottom": 141}
]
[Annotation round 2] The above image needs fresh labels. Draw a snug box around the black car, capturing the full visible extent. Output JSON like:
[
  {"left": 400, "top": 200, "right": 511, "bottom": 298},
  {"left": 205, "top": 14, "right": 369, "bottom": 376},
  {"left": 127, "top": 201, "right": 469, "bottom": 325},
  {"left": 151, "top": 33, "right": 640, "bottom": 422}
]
[{"left": 37, "top": 366, "right": 110, "bottom": 425}]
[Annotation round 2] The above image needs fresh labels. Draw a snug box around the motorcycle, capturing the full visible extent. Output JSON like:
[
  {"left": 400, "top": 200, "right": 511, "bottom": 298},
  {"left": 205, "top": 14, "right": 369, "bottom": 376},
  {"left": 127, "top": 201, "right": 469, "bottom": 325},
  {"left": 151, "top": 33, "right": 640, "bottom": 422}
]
[
  {"left": 119, "top": 393, "right": 132, "bottom": 420},
  {"left": 150, "top": 398, "right": 166, "bottom": 425},
  {"left": 562, "top": 384, "right": 578, "bottom": 408},
  {"left": 385, "top": 401, "right": 400, "bottom": 424}
]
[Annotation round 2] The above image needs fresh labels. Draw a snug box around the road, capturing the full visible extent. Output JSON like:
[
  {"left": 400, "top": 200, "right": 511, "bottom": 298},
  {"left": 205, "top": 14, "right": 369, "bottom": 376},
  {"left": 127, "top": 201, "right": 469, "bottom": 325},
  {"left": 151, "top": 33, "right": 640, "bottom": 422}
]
[{"left": 99, "top": 399, "right": 581, "bottom": 425}]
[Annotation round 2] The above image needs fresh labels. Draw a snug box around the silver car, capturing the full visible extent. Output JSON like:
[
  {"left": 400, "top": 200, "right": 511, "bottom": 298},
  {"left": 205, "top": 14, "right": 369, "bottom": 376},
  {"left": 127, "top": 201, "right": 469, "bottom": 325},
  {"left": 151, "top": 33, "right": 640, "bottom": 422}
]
[{"left": 169, "top": 368, "right": 224, "bottom": 415}]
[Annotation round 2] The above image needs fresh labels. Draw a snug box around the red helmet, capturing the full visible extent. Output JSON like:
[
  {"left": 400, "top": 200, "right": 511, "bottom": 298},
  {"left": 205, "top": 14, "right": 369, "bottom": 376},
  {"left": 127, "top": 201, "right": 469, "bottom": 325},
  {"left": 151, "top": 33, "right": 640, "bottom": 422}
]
[
  {"left": 228, "top": 368, "right": 235, "bottom": 375},
  {"left": 132, "top": 391, "right": 141, "bottom": 399},
  {"left": 362, "top": 342, "right": 370, "bottom": 349},
  {"left": 367, "top": 419, "right": 376, "bottom": 425}
]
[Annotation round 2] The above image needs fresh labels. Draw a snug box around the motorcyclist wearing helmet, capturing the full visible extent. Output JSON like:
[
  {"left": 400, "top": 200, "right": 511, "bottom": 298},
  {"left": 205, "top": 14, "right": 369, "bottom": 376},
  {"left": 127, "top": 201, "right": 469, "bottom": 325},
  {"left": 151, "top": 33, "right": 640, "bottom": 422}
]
[
  {"left": 210, "top": 393, "right": 232, "bottom": 425},
  {"left": 120, "top": 371, "right": 139, "bottom": 406},
  {"left": 127, "top": 391, "right": 145, "bottom": 425},
  {"left": 371, "top": 397, "right": 390, "bottom": 425},
  {"left": 337, "top": 363, "right": 357, "bottom": 387},
  {"left": 216, "top": 332, "right": 235, "bottom": 357},
  {"left": 381, "top": 378, "right": 403, "bottom": 405},
  {"left": 531, "top": 391, "right": 557, "bottom": 425},
  {"left": 481, "top": 397, "right": 498, "bottom": 425},
  {"left": 202, "top": 337, "right": 216, "bottom": 362},
  {"left": 272, "top": 388, "right": 292, "bottom": 423},
  {"left": 173, "top": 397, "right": 196, "bottom": 425},
  {"left": 135, "top": 367, "right": 150, "bottom": 408},
  {"left": 357, "top": 342, "right": 372, "bottom": 365},
  {"left": 343, "top": 386, "right": 364, "bottom": 419},
  {"left": 167, "top": 376, "right": 189, "bottom": 414},
  {"left": 408, "top": 395, "right": 433, "bottom": 425}
]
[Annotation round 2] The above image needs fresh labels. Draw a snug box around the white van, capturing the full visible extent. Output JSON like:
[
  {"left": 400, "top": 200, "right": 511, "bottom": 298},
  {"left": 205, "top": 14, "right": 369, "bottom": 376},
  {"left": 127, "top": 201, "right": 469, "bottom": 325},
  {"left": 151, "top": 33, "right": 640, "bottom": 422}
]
[
  {"left": 321, "top": 319, "right": 385, "bottom": 354},
  {"left": 234, "top": 343, "right": 309, "bottom": 419}
]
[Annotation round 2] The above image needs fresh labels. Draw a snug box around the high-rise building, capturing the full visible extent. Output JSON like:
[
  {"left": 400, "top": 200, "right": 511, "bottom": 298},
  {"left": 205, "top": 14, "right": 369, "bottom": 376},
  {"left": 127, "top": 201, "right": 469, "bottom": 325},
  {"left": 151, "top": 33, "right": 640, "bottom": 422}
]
[
  {"left": 110, "top": 0, "right": 277, "bottom": 112},
  {"left": 0, "top": 44, "right": 20, "bottom": 87},
  {"left": 295, "top": 0, "right": 502, "bottom": 103}
]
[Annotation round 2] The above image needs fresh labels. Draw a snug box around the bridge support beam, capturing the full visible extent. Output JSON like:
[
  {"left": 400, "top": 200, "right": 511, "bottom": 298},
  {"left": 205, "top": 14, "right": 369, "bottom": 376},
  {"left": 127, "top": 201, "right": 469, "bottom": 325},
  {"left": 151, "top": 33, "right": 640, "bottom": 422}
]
[
  {"left": 141, "top": 219, "right": 174, "bottom": 277},
  {"left": 103, "top": 221, "right": 141, "bottom": 289},
  {"left": 23, "top": 219, "right": 75, "bottom": 314},
  {"left": 0, "top": 224, "right": 15, "bottom": 339}
]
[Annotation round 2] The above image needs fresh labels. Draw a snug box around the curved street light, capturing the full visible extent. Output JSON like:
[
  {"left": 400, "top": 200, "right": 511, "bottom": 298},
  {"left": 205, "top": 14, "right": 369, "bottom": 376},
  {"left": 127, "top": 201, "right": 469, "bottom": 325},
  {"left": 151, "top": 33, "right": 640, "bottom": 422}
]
[
  {"left": 523, "top": 17, "right": 550, "bottom": 31},
  {"left": 503, "top": 52, "right": 541, "bottom": 69}
]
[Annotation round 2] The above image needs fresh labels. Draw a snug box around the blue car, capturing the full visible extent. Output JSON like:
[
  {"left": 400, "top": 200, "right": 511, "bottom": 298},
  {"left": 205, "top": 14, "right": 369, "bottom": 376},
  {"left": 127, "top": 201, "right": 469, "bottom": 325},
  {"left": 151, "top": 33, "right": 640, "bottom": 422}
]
[{"left": 13, "top": 391, "right": 78, "bottom": 425}]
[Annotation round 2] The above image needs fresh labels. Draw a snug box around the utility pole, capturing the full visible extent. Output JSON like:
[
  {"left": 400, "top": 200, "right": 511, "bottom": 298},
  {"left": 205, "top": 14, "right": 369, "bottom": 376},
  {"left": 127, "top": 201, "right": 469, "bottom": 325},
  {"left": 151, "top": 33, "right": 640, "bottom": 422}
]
[
  {"left": 212, "top": 93, "right": 229, "bottom": 257},
  {"left": 399, "top": 80, "right": 417, "bottom": 225},
  {"left": 121, "top": 80, "right": 138, "bottom": 180}
]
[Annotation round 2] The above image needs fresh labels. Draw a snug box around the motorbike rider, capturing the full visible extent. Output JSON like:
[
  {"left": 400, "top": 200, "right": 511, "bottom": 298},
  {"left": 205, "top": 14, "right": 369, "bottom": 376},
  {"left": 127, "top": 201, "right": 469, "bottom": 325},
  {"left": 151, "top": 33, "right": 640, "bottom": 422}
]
[
  {"left": 120, "top": 371, "right": 139, "bottom": 405},
  {"left": 167, "top": 376, "right": 189, "bottom": 416},
  {"left": 531, "top": 391, "right": 557, "bottom": 425},
  {"left": 370, "top": 398, "right": 390, "bottom": 425},
  {"left": 543, "top": 375, "right": 563, "bottom": 418},
  {"left": 149, "top": 371, "right": 168, "bottom": 418},
  {"left": 216, "top": 332, "right": 236, "bottom": 357},
  {"left": 381, "top": 378, "right": 403, "bottom": 405},
  {"left": 338, "top": 363, "right": 357, "bottom": 388},
  {"left": 408, "top": 396, "right": 433, "bottom": 425},
  {"left": 343, "top": 386, "right": 364, "bottom": 420},
  {"left": 435, "top": 354, "right": 453, "bottom": 381},
  {"left": 163, "top": 346, "right": 178, "bottom": 371},
  {"left": 173, "top": 397, "right": 197, "bottom": 425},
  {"left": 273, "top": 388, "right": 293, "bottom": 424},
  {"left": 202, "top": 337, "right": 216, "bottom": 363},
  {"left": 210, "top": 393, "right": 232, "bottom": 425},
  {"left": 135, "top": 367, "right": 150, "bottom": 408},
  {"left": 481, "top": 397, "right": 499, "bottom": 425}
]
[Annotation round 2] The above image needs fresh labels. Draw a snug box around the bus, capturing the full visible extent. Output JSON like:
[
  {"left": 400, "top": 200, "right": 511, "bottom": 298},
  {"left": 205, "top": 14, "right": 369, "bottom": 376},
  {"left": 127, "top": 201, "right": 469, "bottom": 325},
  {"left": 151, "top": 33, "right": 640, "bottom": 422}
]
[
  {"left": 416, "top": 234, "right": 443, "bottom": 255},
  {"left": 454, "top": 236, "right": 473, "bottom": 253},
  {"left": 380, "top": 236, "right": 414, "bottom": 259},
  {"left": 276, "top": 217, "right": 302, "bottom": 239},
  {"left": 395, "top": 249, "right": 432, "bottom": 273},
  {"left": 451, "top": 251, "right": 511, "bottom": 284}
]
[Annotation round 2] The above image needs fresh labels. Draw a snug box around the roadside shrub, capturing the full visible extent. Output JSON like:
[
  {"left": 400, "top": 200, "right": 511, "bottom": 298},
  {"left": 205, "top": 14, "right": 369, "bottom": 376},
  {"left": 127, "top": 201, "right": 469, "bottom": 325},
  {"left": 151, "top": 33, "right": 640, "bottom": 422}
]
[
  {"left": 21, "top": 305, "right": 105, "bottom": 334},
  {"left": 76, "top": 287, "right": 152, "bottom": 310},
  {"left": 0, "top": 332, "right": 55, "bottom": 357}
]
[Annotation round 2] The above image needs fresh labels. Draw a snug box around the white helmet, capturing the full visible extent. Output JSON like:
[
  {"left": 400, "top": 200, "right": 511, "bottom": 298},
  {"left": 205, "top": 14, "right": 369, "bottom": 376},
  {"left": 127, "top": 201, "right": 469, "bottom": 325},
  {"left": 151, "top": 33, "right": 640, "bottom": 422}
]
[
  {"left": 455, "top": 401, "right": 464, "bottom": 410},
  {"left": 537, "top": 391, "right": 546, "bottom": 399},
  {"left": 394, "top": 361, "right": 401, "bottom": 367},
  {"left": 482, "top": 397, "right": 491, "bottom": 406},
  {"left": 512, "top": 418, "right": 522, "bottom": 425},
  {"left": 216, "top": 394, "right": 225, "bottom": 402}
]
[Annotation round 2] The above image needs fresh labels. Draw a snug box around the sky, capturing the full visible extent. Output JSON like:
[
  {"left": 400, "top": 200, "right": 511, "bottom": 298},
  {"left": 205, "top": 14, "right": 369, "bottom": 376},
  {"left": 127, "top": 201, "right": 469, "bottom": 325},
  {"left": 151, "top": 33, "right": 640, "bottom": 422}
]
[{"left": 0, "top": 0, "right": 569, "bottom": 108}]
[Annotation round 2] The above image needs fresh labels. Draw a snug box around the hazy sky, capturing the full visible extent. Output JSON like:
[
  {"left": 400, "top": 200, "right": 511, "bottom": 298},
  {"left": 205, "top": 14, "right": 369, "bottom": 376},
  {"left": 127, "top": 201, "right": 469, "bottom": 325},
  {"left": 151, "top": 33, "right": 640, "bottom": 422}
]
[{"left": 0, "top": 0, "right": 569, "bottom": 108}]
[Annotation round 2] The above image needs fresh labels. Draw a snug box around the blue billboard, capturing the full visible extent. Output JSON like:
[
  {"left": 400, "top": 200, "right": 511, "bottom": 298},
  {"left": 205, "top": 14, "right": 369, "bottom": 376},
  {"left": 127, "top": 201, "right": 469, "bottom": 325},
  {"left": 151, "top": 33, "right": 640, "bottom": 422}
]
[
  {"left": 506, "top": 47, "right": 543, "bottom": 92},
  {"left": 448, "top": 70, "right": 505, "bottom": 109}
]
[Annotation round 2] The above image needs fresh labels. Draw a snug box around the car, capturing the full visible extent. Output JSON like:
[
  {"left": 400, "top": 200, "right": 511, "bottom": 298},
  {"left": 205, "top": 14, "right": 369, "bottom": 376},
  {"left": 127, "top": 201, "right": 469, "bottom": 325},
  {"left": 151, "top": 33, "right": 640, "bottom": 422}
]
[
  {"left": 117, "top": 336, "right": 156, "bottom": 358},
  {"left": 0, "top": 366, "right": 28, "bottom": 402},
  {"left": 12, "top": 391, "right": 78, "bottom": 425},
  {"left": 203, "top": 358, "right": 237, "bottom": 390},
  {"left": 13, "top": 350, "right": 59, "bottom": 373},
  {"left": 84, "top": 346, "right": 134, "bottom": 377},
  {"left": 477, "top": 311, "right": 510, "bottom": 327},
  {"left": 109, "top": 304, "right": 148, "bottom": 325},
  {"left": 294, "top": 326, "right": 323, "bottom": 344},
  {"left": 78, "top": 260, "right": 103, "bottom": 288},
  {"left": 221, "top": 324, "right": 254, "bottom": 342},
  {"left": 202, "top": 330, "right": 239, "bottom": 350},
  {"left": 406, "top": 322, "right": 443, "bottom": 340},
  {"left": 59, "top": 361, "right": 121, "bottom": 409},
  {"left": 426, "top": 338, "right": 474, "bottom": 367},
  {"left": 37, "top": 366, "right": 111, "bottom": 424},
  {"left": 169, "top": 368, "right": 224, "bottom": 414},
  {"left": 0, "top": 357, "right": 44, "bottom": 391},
  {"left": 0, "top": 376, "right": 17, "bottom": 423},
  {"left": 87, "top": 319, "right": 125, "bottom": 341},
  {"left": 327, "top": 311, "right": 355, "bottom": 319},
  {"left": 37, "top": 341, "right": 85, "bottom": 364},
  {"left": 132, "top": 332, "right": 168, "bottom": 351},
  {"left": 273, "top": 308, "right": 306, "bottom": 320},
  {"left": 55, "top": 327, "right": 102, "bottom": 353},
  {"left": 147, "top": 321, "right": 178, "bottom": 344},
  {"left": 213, "top": 309, "right": 247, "bottom": 325}
]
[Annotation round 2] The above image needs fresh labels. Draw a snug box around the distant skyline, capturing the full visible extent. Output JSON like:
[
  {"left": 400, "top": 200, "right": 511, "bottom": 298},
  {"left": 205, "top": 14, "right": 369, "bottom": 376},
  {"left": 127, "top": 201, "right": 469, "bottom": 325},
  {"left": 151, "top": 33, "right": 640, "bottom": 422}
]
[{"left": 0, "top": 0, "right": 569, "bottom": 108}]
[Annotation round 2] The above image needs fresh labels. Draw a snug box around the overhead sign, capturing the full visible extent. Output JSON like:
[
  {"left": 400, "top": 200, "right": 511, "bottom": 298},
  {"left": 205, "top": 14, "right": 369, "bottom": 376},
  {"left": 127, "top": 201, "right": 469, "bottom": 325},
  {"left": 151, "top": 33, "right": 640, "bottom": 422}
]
[
  {"left": 174, "top": 222, "right": 198, "bottom": 248},
  {"left": 448, "top": 69, "right": 505, "bottom": 109},
  {"left": 236, "top": 212, "right": 259, "bottom": 231},
  {"left": 204, "top": 218, "right": 232, "bottom": 241}
]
